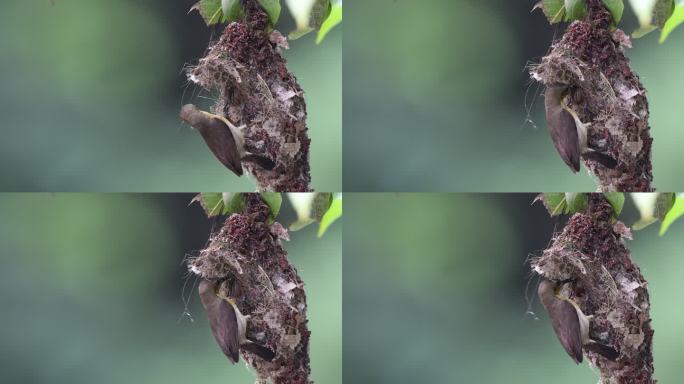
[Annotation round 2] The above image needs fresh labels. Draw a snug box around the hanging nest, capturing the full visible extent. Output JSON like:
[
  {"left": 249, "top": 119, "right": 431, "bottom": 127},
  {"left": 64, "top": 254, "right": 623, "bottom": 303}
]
[
  {"left": 187, "top": 3, "right": 312, "bottom": 192},
  {"left": 531, "top": 6, "right": 653, "bottom": 191},
  {"left": 188, "top": 194, "right": 312, "bottom": 384},
  {"left": 531, "top": 195, "right": 654, "bottom": 383}
]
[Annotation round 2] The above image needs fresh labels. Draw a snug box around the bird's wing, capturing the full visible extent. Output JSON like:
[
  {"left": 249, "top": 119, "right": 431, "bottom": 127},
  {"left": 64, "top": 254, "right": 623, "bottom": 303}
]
[
  {"left": 216, "top": 299, "right": 241, "bottom": 363},
  {"left": 545, "top": 86, "right": 581, "bottom": 172},
  {"left": 548, "top": 299, "right": 584, "bottom": 364},
  {"left": 199, "top": 280, "right": 241, "bottom": 363},
  {"left": 199, "top": 116, "right": 244, "bottom": 177}
]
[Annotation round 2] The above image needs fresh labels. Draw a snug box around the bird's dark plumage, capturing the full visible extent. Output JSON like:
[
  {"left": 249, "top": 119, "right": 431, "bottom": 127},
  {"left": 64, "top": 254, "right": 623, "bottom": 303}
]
[
  {"left": 242, "top": 154, "right": 276, "bottom": 171},
  {"left": 545, "top": 86, "right": 581, "bottom": 173},
  {"left": 241, "top": 342, "right": 276, "bottom": 361},
  {"left": 583, "top": 151, "right": 618, "bottom": 169},
  {"left": 538, "top": 280, "right": 584, "bottom": 364},
  {"left": 584, "top": 341, "right": 620, "bottom": 361},
  {"left": 180, "top": 104, "right": 244, "bottom": 176},
  {"left": 199, "top": 279, "right": 241, "bottom": 363},
  {"left": 180, "top": 104, "right": 276, "bottom": 175}
]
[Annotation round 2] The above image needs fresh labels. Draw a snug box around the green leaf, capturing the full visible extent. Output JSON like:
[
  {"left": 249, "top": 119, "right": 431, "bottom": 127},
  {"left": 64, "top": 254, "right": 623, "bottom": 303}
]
[
  {"left": 535, "top": 193, "right": 567, "bottom": 216},
  {"left": 631, "top": 193, "right": 674, "bottom": 230},
  {"left": 660, "top": 4, "right": 684, "bottom": 42},
  {"left": 260, "top": 192, "right": 282, "bottom": 221},
  {"left": 566, "top": 193, "right": 589, "bottom": 213},
  {"left": 290, "top": 220, "right": 313, "bottom": 231},
  {"left": 536, "top": 0, "right": 614, "bottom": 23},
  {"left": 631, "top": 193, "right": 659, "bottom": 230},
  {"left": 290, "top": 218, "right": 314, "bottom": 231},
  {"left": 565, "top": 0, "right": 588, "bottom": 20},
  {"left": 192, "top": 192, "right": 244, "bottom": 217},
  {"left": 654, "top": 0, "right": 675, "bottom": 27},
  {"left": 288, "top": 193, "right": 332, "bottom": 231},
  {"left": 602, "top": 0, "right": 625, "bottom": 24},
  {"left": 289, "top": 28, "right": 314, "bottom": 41},
  {"left": 257, "top": 0, "right": 281, "bottom": 25},
  {"left": 285, "top": 0, "right": 313, "bottom": 38},
  {"left": 632, "top": 218, "right": 657, "bottom": 230},
  {"left": 629, "top": 0, "right": 673, "bottom": 37},
  {"left": 629, "top": 0, "right": 658, "bottom": 27},
  {"left": 660, "top": 194, "right": 684, "bottom": 235},
  {"left": 632, "top": 24, "right": 658, "bottom": 37},
  {"left": 535, "top": 193, "right": 590, "bottom": 216},
  {"left": 317, "top": 2, "right": 341, "bottom": 44},
  {"left": 289, "top": 193, "right": 317, "bottom": 231},
  {"left": 222, "top": 193, "right": 245, "bottom": 215},
  {"left": 222, "top": 0, "right": 245, "bottom": 22},
  {"left": 535, "top": 0, "right": 567, "bottom": 23},
  {"left": 318, "top": 194, "right": 342, "bottom": 237},
  {"left": 192, "top": 0, "right": 228, "bottom": 26},
  {"left": 311, "top": 193, "right": 333, "bottom": 220},
  {"left": 654, "top": 193, "right": 676, "bottom": 221},
  {"left": 286, "top": 0, "right": 333, "bottom": 40},
  {"left": 309, "top": 0, "right": 332, "bottom": 30},
  {"left": 192, "top": 193, "right": 224, "bottom": 217},
  {"left": 604, "top": 192, "right": 625, "bottom": 216}
]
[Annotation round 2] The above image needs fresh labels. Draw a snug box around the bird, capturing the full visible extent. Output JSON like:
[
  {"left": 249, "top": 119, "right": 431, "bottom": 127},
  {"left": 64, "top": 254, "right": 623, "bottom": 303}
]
[
  {"left": 537, "top": 279, "right": 619, "bottom": 364},
  {"left": 198, "top": 279, "right": 276, "bottom": 363},
  {"left": 544, "top": 85, "right": 618, "bottom": 173},
  {"left": 180, "top": 104, "right": 275, "bottom": 177}
]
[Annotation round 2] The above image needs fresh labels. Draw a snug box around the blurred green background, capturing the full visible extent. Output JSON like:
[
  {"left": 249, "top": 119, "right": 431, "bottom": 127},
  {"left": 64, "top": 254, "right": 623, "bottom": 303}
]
[
  {"left": 0, "top": 1, "right": 341, "bottom": 191},
  {"left": 344, "top": 193, "right": 683, "bottom": 382},
  {"left": 0, "top": 193, "right": 341, "bottom": 383},
  {"left": 344, "top": 1, "right": 684, "bottom": 191}
]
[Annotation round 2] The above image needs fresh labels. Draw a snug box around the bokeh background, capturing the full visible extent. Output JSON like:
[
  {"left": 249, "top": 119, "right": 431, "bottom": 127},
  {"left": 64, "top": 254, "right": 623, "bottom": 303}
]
[
  {"left": 0, "top": 193, "right": 341, "bottom": 384},
  {"left": 0, "top": 1, "right": 341, "bottom": 191},
  {"left": 344, "top": 1, "right": 684, "bottom": 191},
  {"left": 344, "top": 193, "right": 683, "bottom": 382}
]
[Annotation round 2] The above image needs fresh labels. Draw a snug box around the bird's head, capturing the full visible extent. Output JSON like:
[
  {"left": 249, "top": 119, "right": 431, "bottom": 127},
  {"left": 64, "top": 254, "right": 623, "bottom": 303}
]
[{"left": 180, "top": 104, "right": 205, "bottom": 127}]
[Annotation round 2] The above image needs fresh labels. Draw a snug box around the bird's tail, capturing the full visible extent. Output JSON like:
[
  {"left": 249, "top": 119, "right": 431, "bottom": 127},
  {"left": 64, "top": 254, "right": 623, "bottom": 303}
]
[
  {"left": 583, "top": 150, "right": 618, "bottom": 169},
  {"left": 585, "top": 341, "right": 619, "bottom": 361},
  {"left": 242, "top": 154, "right": 276, "bottom": 170},
  {"left": 242, "top": 341, "right": 276, "bottom": 361}
]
